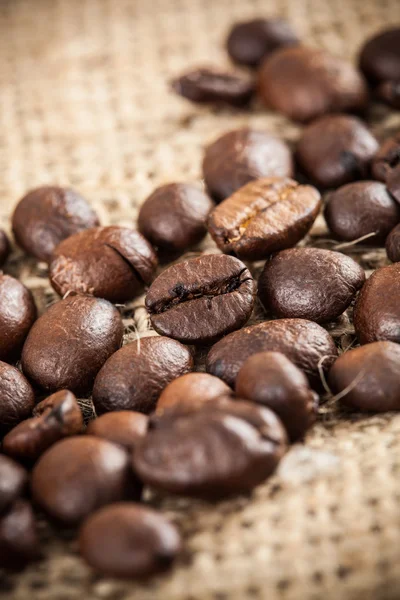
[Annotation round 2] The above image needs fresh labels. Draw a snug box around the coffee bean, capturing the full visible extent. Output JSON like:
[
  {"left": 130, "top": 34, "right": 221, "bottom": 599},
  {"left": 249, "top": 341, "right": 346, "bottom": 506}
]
[
  {"left": 171, "top": 68, "right": 254, "bottom": 106},
  {"left": 0, "top": 500, "right": 39, "bottom": 569},
  {"left": 324, "top": 181, "right": 400, "bottom": 244},
  {"left": 80, "top": 502, "right": 181, "bottom": 578},
  {"left": 133, "top": 399, "right": 287, "bottom": 498},
  {"left": 207, "top": 178, "right": 321, "bottom": 261},
  {"left": 371, "top": 133, "right": 400, "bottom": 182},
  {"left": 236, "top": 352, "right": 318, "bottom": 441},
  {"left": 32, "top": 436, "right": 136, "bottom": 525},
  {"left": 297, "top": 115, "right": 378, "bottom": 188},
  {"left": 12, "top": 186, "right": 100, "bottom": 262},
  {"left": 21, "top": 294, "right": 123, "bottom": 394},
  {"left": 146, "top": 254, "right": 255, "bottom": 344},
  {"left": 226, "top": 18, "right": 299, "bottom": 67},
  {"left": 157, "top": 372, "right": 231, "bottom": 413},
  {"left": 49, "top": 226, "right": 157, "bottom": 302},
  {"left": 3, "top": 390, "right": 83, "bottom": 464},
  {"left": 0, "top": 230, "right": 10, "bottom": 267},
  {"left": 258, "top": 248, "right": 365, "bottom": 323},
  {"left": 258, "top": 47, "right": 367, "bottom": 122},
  {"left": 0, "top": 274, "right": 36, "bottom": 362},
  {"left": 386, "top": 222, "right": 400, "bottom": 262},
  {"left": 354, "top": 263, "right": 400, "bottom": 344},
  {"left": 93, "top": 336, "right": 193, "bottom": 415},
  {"left": 206, "top": 318, "right": 337, "bottom": 389},
  {"left": 376, "top": 80, "right": 400, "bottom": 109},
  {"left": 202, "top": 128, "right": 293, "bottom": 202},
  {"left": 359, "top": 28, "right": 400, "bottom": 85},
  {"left": 387, "top": 164, "right": 400, "bottom": 204},
  {"left": 0, "top": 456, "right": 27, "bottom": 514},
  {"left": 329, "top": 341, "right": 400, "bottom": 412},
  {"left": 137, "top": 183, "right": 214, "bottom": 259},
  {"left": 0, "top": 362, "right": 35, "bottom": 435},
  {"left": 87, "top": 412, "right": 148, "bottom": 451}
]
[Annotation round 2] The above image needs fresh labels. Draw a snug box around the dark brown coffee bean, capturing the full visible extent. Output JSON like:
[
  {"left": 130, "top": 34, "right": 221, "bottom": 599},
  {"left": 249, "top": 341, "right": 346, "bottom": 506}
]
[
  {"left": 171, "top": 68, "right": 254, "bottom": 106},
  {"left": 387, "top": 164, "right": 400, "bottom": 204},
  {"left": 3, "top": 390, "right": 83, "bottom": 464},
  {"left": 386, "top": 222, "right": 400, "bottom": 262},
  {"left": 80, "top": 503, "right": 181, "bottom": 578},
  {"left": 0, "top": 500, "right": 39, "bottom": 569},
  {"left": 258, "top": 46, "right": 368, "bottom": 122},
  {"left": 202, "top": 128, "right": 293, "bottom": 202},
  {"left": 12, "top": 186, "right": 100, "bottom": 262},
  {"left": 0, "top": 362, "right": 35, "bottom": 435},
  {"left": 206, "top": 318, "right": 337, "bottom": 389},
  {"left": 354, "top": 263, "right": 400, "bottom": 344},
  {"left": 236, "top": 352, "right": 317, "bottom": 441},
  {"left": 0, "top": 274, "right": 36, "bottom": 362},
  {"left": 376, "top": 80, "right": 400, "bottom": 109},
  {"left": 258, "top": 248, "right": 365, "bottom": 323},
  {"left": 157, "top": 372, "right": 231, "bottom": 413},
  {"left": 359, "top": 28, "right": 400, "bottom": 85},
  {"left": 226, "top": 18, "right": 299, "bottom": 67},
  {"left": 208, "top": 178, "right": 321, "bottom": 261},
  {"left": 93, "top": 336, "right": 193, "bottom": 415},
  {"left": 21, "top": 294, "right": 123, "bottom": 394},
  {"left": 0, "top": 230, "right": 10, "bottom": 267},
  {"left": 87, "top": 412, "right": 148, "bottom": 451},
  {"left": 371, "top": 133, "right": 400, "bottom": 182},
  {"left": 32, "top": 436, "right": 136, "bottom": 525},
  {"left": 146, "top": 254, "right": 255, "bottom": 344},
  {"left": 134, "top": 399, "right": 287, "bottom": 498},
  {"left": 297, "top": 115, "right": 378, "bottom": 188},
  {"left": 324, "top": 181, "right": 400, "bottom": 244},
  {"left": 137, "top": 183, "right": 214, "bottom": 259},
  {"left": 329, "top": 341, "right": 400, "bottom": 412},
  {"left": 0, "top": 456, "right": 27, "bottom": 514}
]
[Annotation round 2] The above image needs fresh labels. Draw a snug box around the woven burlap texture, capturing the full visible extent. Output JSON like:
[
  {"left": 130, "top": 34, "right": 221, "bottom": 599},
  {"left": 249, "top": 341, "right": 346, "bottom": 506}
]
[{"left": 1, "top": 0, "right": 400, "bottom": 599}]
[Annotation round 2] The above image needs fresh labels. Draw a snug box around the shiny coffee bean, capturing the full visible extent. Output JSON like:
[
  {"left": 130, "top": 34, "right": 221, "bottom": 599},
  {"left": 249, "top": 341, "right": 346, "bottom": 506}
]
[
  {"left": 0, "top": 274, "right": 36, "bottom": 362},
  {"left": 208, "top": 178, "right": 321, "bottom": 261},
  {"left": 21, "top": 294, "right": 123, "bottom": 394},
  {"left": 157, "top": 372, "right": 231, "bottom": 413},
  {"left": 49, "top": 226, "right": 157, "bottom": 302},
  {"left": 202, "top": 128, "right": 293, "bottom": 202},
  {"left": 258, "top": 248, "right": 365, "bottom": 323},
  {"left": 0, "top": 456, "right": 27, "bottom": 514},
  {"left": 0, "top": 230, "right": 10, "bottom": 267},
  {"left": 329, "top": 342, "right": 400, "bottom": 412},
  {"left": 171, "top": 68, "right": 254, "bottom": 106},
  {"left": 146, "top": 254, "right": 255, "bottom": 344},
  {"left": 0, "top": 500, "right": 39, "bottom": 569},
  {"left": 371, "top": 133, "right": 400, "bottom": 182},
  {"left": 32, "top": 436, "right": 136, "bottom": 525},
  {"left": 359, "top": 28, "right": 400, "bottom": 84},
  {"left": 12, "top": 186, "right": 100, "bottom": 262},
  {"left": 236, "top": 352, "right": 317, "bottom": 441},
  {"left": 93, "top": 336, "right": 193, "bottom": 415},
  {"left": 386, "top": 222, "right": 400, "bottom": 262},
  {"left": 324, "top": 181, "right": 400, "bottom": 244},
  {"left": 87, "top": 412, "right": 148, "bottom": 451},
  {"left": 134, "top": 399, "right": 287, "bottom": 498},
  {"left": 206, "top": 318, "right": 337, "bottom": 389},
  {"left": 387, "top": 164, "right": 400, "bottom": 204},
  {"left": 0, "top": 362, "right": 35, "bottom": 435},
  {"left": 138, "top": 183, "right": 214, "bottom": 259},
  {"left": 3, "top": 390, "right": 83, "bottom": 464},
  {"left": 296, "top": 115, "right": 378, "bottom": 188},
  {"left": 226, "top": 18, "right": 299, "bottom": 67},
  {"left": 376, "top": 80, "right": 400, "bottom": 109},
  {"left": 258, "top": 46, "right": 367, "bottom": 122}
]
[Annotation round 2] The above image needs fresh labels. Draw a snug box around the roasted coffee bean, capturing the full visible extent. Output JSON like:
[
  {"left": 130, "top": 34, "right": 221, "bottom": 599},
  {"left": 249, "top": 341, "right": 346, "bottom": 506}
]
[
  {"left": 171, "top": 68, "right": 254, "bottom": 106},
  {"left": 207, "top": 178, "right": 321, "bottom": 261},
  {"left": 137, "top": 183, "right": 214, "bottom": 259},
  {"left": 0, "top": 500, "right": 39, "bottom": 569},
  {"left": 387, "top": 164, "right": 400, "bottom": 204},
  {"left": 146, "top": 254, "right": 255, "bottom": 344},
  {"left": 49, "top": 226, "right": 157, "bottom": 302},
  {"left": 0, "top": 362, "right": 35, "bottom": 435},
  {"left": 376, "top": 80, "right": 400, "bottom": 109},
  {"left": 371, "top": 133, "right": 400, "bottom": 182},
  {"left": 32, "top": 436, "right": 137, "bottom": 525},
  {"left": 226, "top": 18, "right": 299, "bottom": 67},
  {"left": 134, "top": 399, "right": 287, "bottom": 498},
  {"left": 329, "top": 341, "right": 400, "bottom": 412},
  {"left": 87, "top": 412, "right": 148, "bottom": 451},
  {"left": 386, "top": 222, "right": 400, "bottom": 262},
  {"left": 258, "top": 248, "right": 365, "bottom": 323},
  {"left": 157, "top": 372, "right": 231, "bottom": 413},
  {"left": 0, "top": 456, "right": 27, "bottom": 514},
  {"left": 354, "top": 263, "right": 400, "bottom": 344},
  {"left": 202, "top": 128, "right": 293, "bottom": 202},
  {"left": 93, "top": 336, "right": 193, "bottom": 415},
  {"left": 0, "top": 230, "right": 10, "bottom": 267},
  {"left": 206, "top": 318, "right": 337, "bottom": 389},
  {"left": 296, "top": 115, "right": 378, "bottom": 188},
  {"left": 21, "top": 294, "right": 123, "bottom": 394},
  {"left": 3, "top": 390, "right": 83, "bottom": 464},
  {"left": 258, "top": 46, "right": 368, "bottom": 122},
  {"left": 80, "top": 502, "right": 181, "bottom": 578},
  {"left": 0, "top": 274, "right": 36, "bottom": 362},
  {"left": 236, "top": 352, "right": 317, "bottom": 441},
  {"left": 359, "top": 28, "right": 400, "bottom": 85},
  {"left": 325, "top": 181, "right": 400, "bottom": 244},
  {"left": 12, "top": 186, "right": 100, "bottom": 262}
]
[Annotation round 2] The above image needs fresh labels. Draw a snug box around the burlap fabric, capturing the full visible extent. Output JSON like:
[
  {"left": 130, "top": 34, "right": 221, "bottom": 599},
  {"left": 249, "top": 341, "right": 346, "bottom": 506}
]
[{"left": 1, "top": 0, "right": 400, "bottom": 598}]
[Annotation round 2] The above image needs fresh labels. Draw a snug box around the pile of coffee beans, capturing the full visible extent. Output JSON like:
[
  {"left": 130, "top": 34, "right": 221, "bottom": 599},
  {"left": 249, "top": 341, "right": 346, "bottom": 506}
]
[{"left": 0, "top": 17, "right": 399, "bottom": 583}]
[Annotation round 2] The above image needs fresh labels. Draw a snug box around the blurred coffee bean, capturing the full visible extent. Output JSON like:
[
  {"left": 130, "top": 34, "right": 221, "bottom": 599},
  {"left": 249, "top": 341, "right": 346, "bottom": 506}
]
[
  {"left": 171, "top": 68, "right": 254, "bottom": 106},
  {"left": 387, "top": 164, "right": 400, "bottom": 203},
  {"left": 87, "top": 412, "right": 148, "bottom": 451},
  {"left": 0, "top": 230, "right": 10, "bottom": 267},
  {"left": 0, "top": 500, "right": 39, "bottom": 569},
  {"left": 386, "top": 222, "right": 400, "bottom": 262},
  {"left": 359, "top": 28, "right": 400, "bottom": 85},
  {"left": 371, "top": 133, "right": 400, "bottom": 182},
  {"left": 0, "top": 362, "right": 35, "bottom": 435},
  {"left": 376, "top": 80, "right": 400, "bottom": 109},
  {"left": 157, "top": 372, "right": 231, "bottom": 413},
  {"left": 0, "top": 274, "right": 36, "bottom": 362},
  {"left": 0, "top": 456, "right": 27, "bottom": 514}
]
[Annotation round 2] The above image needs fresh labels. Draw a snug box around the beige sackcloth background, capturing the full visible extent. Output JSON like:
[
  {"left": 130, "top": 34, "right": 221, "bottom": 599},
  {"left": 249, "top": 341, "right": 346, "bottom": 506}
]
[{"left": 1, "top": 0, "right": 400, "bottom": 598}]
